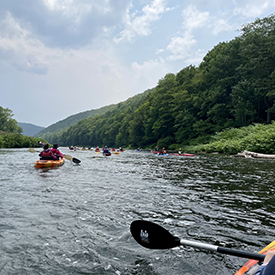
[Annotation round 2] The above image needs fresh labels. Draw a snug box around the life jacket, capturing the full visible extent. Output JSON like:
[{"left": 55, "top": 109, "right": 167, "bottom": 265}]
[{"left": 40, "top": 149, "right": 55, "bottom": 160}]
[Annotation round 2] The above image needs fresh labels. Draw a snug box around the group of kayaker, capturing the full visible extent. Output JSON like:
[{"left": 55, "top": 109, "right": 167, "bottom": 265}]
[{"left": 39, "top": 143, "right": 63, "bottom": 160}]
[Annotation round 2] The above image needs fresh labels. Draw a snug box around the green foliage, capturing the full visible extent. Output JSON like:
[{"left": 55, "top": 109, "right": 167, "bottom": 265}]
[
  {"left": 0, "top": 131, "right": 47, "bottom": 148},
  {"left": 196, "top": 122, "right": 275, "bottom": 154},
  {"left": 0, "top": 107, "right": 22, "bottom": 133}
]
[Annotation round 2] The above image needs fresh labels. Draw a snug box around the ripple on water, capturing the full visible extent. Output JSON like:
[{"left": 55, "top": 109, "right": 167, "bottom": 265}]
[{"left": 0, "top": 149, "right": 274, "bottom": 274}]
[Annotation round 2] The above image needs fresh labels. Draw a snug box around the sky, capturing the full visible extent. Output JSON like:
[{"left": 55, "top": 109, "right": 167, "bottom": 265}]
[{"left": 0, "top": 0, "right": 274, "bottom": 127}]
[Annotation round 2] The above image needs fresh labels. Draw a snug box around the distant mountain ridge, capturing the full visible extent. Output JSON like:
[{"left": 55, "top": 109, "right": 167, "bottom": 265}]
[
  {"left": 19, "top": 122, "right": 45, "bottom": 136},
  {"left": 34, "top": 104, "right": 116, "bottom": 137}
]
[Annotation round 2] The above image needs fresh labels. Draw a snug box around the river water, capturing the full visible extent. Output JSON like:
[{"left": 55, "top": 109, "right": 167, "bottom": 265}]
[{"left": 0, "top": 148, "right": 274, "bottom": 275}]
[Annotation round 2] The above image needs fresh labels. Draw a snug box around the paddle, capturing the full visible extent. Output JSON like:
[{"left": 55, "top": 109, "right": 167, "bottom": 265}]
[
  {"left": 63, "top": 154, "right": 81, "bottom": 164},
  {"left": 130, "top": 220, "right": 265, "bottom": 261},
  {"left": 28, "top": 148, "right": 81, "bottom": 164}
]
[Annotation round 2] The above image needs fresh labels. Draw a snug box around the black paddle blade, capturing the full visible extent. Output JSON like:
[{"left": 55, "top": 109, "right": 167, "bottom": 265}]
[
  {"left": 72, "top": 158, "right": 81, "bottom": 164},
  {"left": 130, "top": 220, "right": 181, "bottom": 249}
]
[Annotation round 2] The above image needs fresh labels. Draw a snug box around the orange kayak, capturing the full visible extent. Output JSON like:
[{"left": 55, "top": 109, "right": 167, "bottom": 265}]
[
  {"left": 35, "top": 158, "right": 65, "bottom": 169},
  {"left": 234, "top": 240, "right": 275, "bottom": 275}
]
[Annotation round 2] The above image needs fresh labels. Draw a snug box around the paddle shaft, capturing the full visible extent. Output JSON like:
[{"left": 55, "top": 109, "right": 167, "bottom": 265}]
[{"left": 179, "top": 239, "right": 265, "bottom": 261}]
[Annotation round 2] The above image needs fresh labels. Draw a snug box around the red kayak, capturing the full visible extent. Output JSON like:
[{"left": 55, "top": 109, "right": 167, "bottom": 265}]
[
  {"left": 170, "top": 153, "right": 195, "bottom": 157},
  {"left": 151, "top": 151, "right": 160, "bottom": 154}
]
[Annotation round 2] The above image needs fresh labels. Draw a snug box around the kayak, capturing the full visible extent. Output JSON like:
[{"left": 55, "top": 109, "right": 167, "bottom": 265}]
[
  {"left": 170, "top": 153, "right": 195, "bottom": 157},
  {"left": 234, "top": 240, "right": 275, "bottom": 275},
  {"left": 157, "top": 153, "right": 169, "bottom": 156},
  {"left": 35, "top": 158, "right": 65, "bottom": 169},
  {"left": 103, "top": 152, "right": 111, "bottom": 156},
  {"left": 151, "top": 150, "right": 160, "bottom": 154}
]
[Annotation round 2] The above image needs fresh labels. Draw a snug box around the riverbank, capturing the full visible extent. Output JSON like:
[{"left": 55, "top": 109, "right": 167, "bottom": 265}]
[
  {"left": 180, "top": 122, "right": 275, "bottom": 155},
  {"left": 0, "top": 131, "right": 46, "bottom": 148}
]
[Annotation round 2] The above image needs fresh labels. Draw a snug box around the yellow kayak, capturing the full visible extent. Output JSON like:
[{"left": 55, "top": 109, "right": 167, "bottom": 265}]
[{"left": 35, "top": 158, "right": 65, "bottom": 169}]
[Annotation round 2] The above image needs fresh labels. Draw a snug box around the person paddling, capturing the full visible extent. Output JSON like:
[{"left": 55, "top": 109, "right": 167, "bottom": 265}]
[
  {"left": 103, "top": 146, "right": 110, "bottom": 156},
  {"left": 51, "top": 144, "right": 64, "bottom": 160},
  {"left": 159, "top": 147, "right": 167, "bottom": 155},
  {"left": 39, "top": 143, "right": 57, "bottom": 160}
]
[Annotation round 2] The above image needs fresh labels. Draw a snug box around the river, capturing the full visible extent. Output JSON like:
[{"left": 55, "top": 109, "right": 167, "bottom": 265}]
[{"left": 0, "top": 148, "right": 274, "bottom": 275}]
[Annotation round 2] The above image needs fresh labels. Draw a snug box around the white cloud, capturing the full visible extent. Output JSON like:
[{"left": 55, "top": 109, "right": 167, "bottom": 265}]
[
  {"left": 182, "top": 5, "right": 210, "bottom": 30},
  {"left": 165, "top": 5, "right": 209, "bottom": 61},
  {"left": 233, "top": 0, "right": 275, "bottom": 18},
  {"left": 166, "top": 31, "right": 196, "bottom": 60},
  {"left": 212, "top": 19, "right": 233, "bottom": 35},
  {"left": 131, "top": 57, "right": 170, "bottom": 90},
  {"left": 113, "top": 0, "right": 169, "bottom": 43},
  {"left": 0, "top": 12, "right": 49, "bottom": 74},
  {"left": 156, "top": 48, "right": 164, "bottom": 55},
  {"left": 43, "top": 0, "right": 111, "bottom": 23}
]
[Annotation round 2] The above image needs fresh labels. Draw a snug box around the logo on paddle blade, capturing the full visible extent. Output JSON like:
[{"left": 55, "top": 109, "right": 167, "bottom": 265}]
[{"left": 140, "top": 229, "right": 149, "bottom": 243}]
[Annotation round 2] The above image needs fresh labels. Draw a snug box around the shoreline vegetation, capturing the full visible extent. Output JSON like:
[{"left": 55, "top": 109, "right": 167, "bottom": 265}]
[
  {"left": 0, "top": 131, "right": 46, "bottom": 149},
  {"left": 182, "top": 122, "right": 275, "bottom": 156},
  {"left": 2, "top": 123, "right": 275, "bottom": 160}
]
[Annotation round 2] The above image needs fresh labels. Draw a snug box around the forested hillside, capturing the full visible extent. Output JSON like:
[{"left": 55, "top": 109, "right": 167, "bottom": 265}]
[
  {"left": 39, "top": 15, "right": 275, "bottom": 149},
  {"left": 35, "top": 104, "right": 116, "bottom": 137},
  {"left": 36, "top": 89, "right": 153, "bottom": 145}
]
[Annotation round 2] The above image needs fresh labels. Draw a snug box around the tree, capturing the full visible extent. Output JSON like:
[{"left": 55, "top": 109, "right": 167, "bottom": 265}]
[
  {"left": 237, "top": 14, "right": 275, "bottom": 123},
  {"left": 0, "top": 107, "right": 22, "bottom": 133}
]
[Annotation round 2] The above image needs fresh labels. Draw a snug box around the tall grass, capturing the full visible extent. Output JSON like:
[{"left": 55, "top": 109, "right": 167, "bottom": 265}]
[{"left": 186, "top": 122, "right": 275, "bottom": 154}]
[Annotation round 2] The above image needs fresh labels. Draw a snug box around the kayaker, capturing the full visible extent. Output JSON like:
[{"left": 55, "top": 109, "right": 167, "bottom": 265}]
[
  {"left": 103, "top": 146, "right": 110, "bottom": 156},
  {"left": 39, "top": 143, "right": 57, "bottom": 160},
  {"left": 159, "top": 147, "right": 166, "bottom": 155},
  {"left": 255, "top": 250, "right": 275, "bottom": 274},
  {"left": 51, "top": 144, "right": 64, "bottom": 160},
  {"left": 178, "top": 148, "right": 182, "bottom": 155}
]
